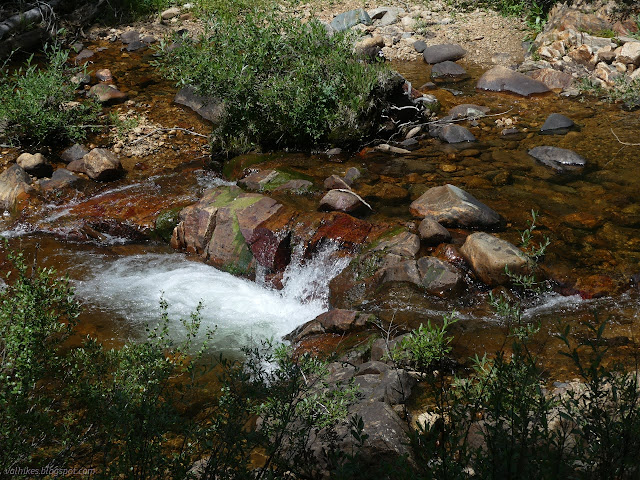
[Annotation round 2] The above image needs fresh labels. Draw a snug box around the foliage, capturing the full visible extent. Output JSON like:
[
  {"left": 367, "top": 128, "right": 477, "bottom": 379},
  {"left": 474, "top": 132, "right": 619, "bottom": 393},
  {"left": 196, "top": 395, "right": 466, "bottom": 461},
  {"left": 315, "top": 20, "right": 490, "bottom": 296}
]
[
  {"left": 577, "top": 75, "right": 640, "bottom": 110},
  {"left": 388, "top": 313, "right": 458, "bottom": 376},
  {"left": 0, "top": 45, "right": 100, "bottom": 147},
  {"left": 155, "top": 3, "right": 392, "bottom": 154}
]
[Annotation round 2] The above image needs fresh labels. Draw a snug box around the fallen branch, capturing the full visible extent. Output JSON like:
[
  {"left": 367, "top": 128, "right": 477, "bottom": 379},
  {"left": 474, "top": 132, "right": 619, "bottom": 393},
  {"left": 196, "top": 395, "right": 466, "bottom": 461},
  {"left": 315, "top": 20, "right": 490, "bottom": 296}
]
[
  {"left": 132, "top": 127, "right": 209, "bottom": 144},
  {"left": 0, "top": 0, "right": 61, "bottom": 41},
  {"left": 611, "top": 128, "right": 640, "bottom": 146}
]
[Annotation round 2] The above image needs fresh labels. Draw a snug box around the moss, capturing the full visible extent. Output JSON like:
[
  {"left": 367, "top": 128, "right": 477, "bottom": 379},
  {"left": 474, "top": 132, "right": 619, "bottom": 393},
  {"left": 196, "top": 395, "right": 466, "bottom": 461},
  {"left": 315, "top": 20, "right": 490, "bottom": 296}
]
[{"left": 154, "top": 206, "right": 183, "bottom": 243}]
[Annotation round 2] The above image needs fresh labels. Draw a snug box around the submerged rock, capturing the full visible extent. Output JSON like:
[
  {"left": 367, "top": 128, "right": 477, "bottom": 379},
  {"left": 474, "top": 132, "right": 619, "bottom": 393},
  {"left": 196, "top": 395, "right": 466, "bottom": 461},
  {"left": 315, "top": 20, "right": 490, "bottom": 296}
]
[
  {"left": 540, "top": 113, "right": 574, "bottom": 133},
  {"left": 40, "top": 168, "right": 79, "bottom": 191},
  {"left": 410, "top": 184, "right": 503, "bottom": 230},
  {"left": 528, "top": 146, "right": 586, "bottom": 172},
  {"left": 285, "top": 309, "right": 372, "bottom": 342},
  {"left": 448, "top": 104, "right": 490, "bottom": 119},
  {"left": 416, "top": 256, "right": 463, "bottom": 293},
  {"left": 431, "top": 61, "right": 468, "bottom": 82},
  {"left": 460, "top": 232, "right": 529, "bottom": 286},
  {"left": 477, "top": 66, "right": 550, "bottom": 96}
]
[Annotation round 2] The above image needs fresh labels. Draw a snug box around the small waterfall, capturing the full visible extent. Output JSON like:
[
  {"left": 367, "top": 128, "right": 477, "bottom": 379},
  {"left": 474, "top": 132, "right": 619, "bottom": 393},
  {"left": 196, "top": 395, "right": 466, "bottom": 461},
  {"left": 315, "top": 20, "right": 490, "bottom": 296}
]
[{"left": 72, "top": 242, "right": 350, "bottom": 350}]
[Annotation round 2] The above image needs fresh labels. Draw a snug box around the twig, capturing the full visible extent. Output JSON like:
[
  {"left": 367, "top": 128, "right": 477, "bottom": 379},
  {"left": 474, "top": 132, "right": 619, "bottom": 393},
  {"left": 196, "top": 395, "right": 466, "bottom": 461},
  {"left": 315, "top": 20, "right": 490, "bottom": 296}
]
[
  {"left": 611, "top": 128, "right": 640, "bottom": 146},
  {"left": 132, "top": 127, "right": 209, "bottom": 144}
]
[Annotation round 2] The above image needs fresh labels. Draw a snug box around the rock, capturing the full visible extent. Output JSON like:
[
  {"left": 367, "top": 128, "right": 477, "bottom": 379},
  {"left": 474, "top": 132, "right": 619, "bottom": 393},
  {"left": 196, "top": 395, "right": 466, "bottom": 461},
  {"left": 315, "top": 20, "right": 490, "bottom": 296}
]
[
  {"left": 438, "top": 124, "right": 476, "bottom": 143},
  {"left": 120, "top": 30, "right": 140, "bottom": 44},
  {"left": 431, "top": 61, "right": 468, "bottom": 81},
  {"left": 413, "top": 40, "right": 427, "bottom": 53},
  {"left": 343, "top": 167, "right": 361, "bottom": 185},
  {"left": 528, "top": 68, "right": 574, "bottom": 91},
  {"left": 423, "top": 44, "right": 466, "bottom": 64},
  {"left": 161, "top": 7, "right": 181, "bottom": 20},
  {"left": 319, "top": 189, "right": 369, "bottom": 213},
  {"left": 285, "top": 309, "right": 370, "bottom": 341},
  {"left": 417, "top": 256, "right": 463, "bottom": 293},
  {"left": 174, "top": 86, "right": 224, "bottom": 123},
  {"left": 528, "top": 146, "right": 586, "bottom": 172},
  {"left": 95, "top": 68, "right": 113, "bottom": 82},
  {"left": 418, "top": 217, "right": 451, "bottom": 245},
  {"left": 238, "top": 170, "right": 279, "bottom": 191},
  {"left": 540, "top": 113, "right": 574, "bottom": 133},
  {"left": 0, "top": 165, "right": 32, "bottom": 211},
  {"left": 75, "top": 49, "right": 94, "bottom": 63},
  {"left": 66, "top": 159, "right": 87, "bottom": 174},
  {"left": 358, "top": 183, "right": 409, "bottom": 203},
  {"left": 125, "top": 40, "right": 146, "bottom": 52},
  {"left": 448, "top": 104, "right": 489, "bottom": 119},
  {"left": 40, "top": 169, "right": 79, "bottom": 191},
  {"left": 410, "top": 184, "right": 503, "bottom": 230},
  {"left": 274, "top": 179, "right": 313, "bottom": 193},
  {"left": 618, "top": 41, "right": 640, "bottom": 65},
  {"left": 568, "top": 44, "right": 594, "bottom": 67},
  {"left": 374, "top": 144, "right": 411, "bottom": 154},
  {"left": 16, "top": 152, "right": 52, "bottom": 178},
  {"left": 82, "top": 148, "right": 124, "bottom": 181},
  {"left": 355, "top": 35, "right": 385, "bottom": 59},
  {"left": 415, "top": 94, "right": 441, "bottom": 112},
  {"left": 324, "top": 174, "right": 351, "bottom": 190},
  {"left": 477, "top": 66, "right": 550, "bottom": 96},
  {"left": 594, "top": 62, "right": 620, "bottom": 85},
  {"left": 397, "top": 137, "right": 419, "bottom": 151},
  {"left": 60, "top": 144, "right": 89, "bottom": 164},
  {"left": 373, "top": 231, "right": 420, "bottom": 257},
  {"left": 354, "top": 365, "right": 415, "bottom": 404},
  {"left": 383, "top": 259, "right": 421, "bottom": 284},
  {"left": 597, "top": 47, "right": 616, "bottom": 63},
  {"left": 460, "top": 232, "right": 529, "bottom": 286},
  {"left": 330, "top": 9, "right": 372, "bottom": 32},
  {"left": 71, "top": 73, "right": 91, "bottom": 86},
  {"left": 89, "top": 83, "right": 127, "bottom": 104}
]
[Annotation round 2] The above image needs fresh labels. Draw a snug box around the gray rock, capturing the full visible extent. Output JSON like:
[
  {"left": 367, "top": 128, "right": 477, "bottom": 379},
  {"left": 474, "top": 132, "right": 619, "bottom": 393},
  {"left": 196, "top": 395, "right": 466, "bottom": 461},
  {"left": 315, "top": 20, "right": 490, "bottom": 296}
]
[
  {"left": 40, "top": 169, "right": 79, "bottom": 191},
  {"left": 410, "top": 184, "right": 504, "bottom": 230},
  {"left": 120, "top": 30, "right": 140, "bottom": 44},
  {"left": 125, "top": 40, "right": 146, "bottom": 52},
  {"left": 423, "top": 44, "right": 466, "bottom": 64},
  {"left": 285, "top": 309, "right": 370, "bottom": 341},
  {"left": 82, "top": 148, "right": 123, "bottom": 181},
  {"left": 438, "top": 124, "right": 476, "bottom": 143},
  {"left": 0, "top": 165, "right": 32, "bottom": 211},
  {"left": 274, "top": 179, "right": 313, "bottom": 193},
  {"left": 448, "top": 104, "right": 490, "bottom": 119},
  {"left": 418, "top": 217, "right": 451, "bottom": 245},
  {"left": 319, "top": 189, "right": 368, "bottom": 213},
  {"left": 413, "top": 40, "right": 427, "bottom": 53},
  {"left": 74, "top": 49, "right": 94, "bottom": 63},
  {"left": 540, "top": 113, "right": 574, "bottom": 133},
  {"left": 373, "top": 231, "right": 420, "bottom": 257},
  {"left": 16, "top": 152, "right": 52, "bottom": 178},
  {"left": 398, "top": 137, "right": 420, "bottom": 151},
  {"left": 324, "top": 174, "right": 351, "bottom": 190},
  {"left": 379, "top": 10, "right": 400, "bottom": 27},
  {"left": 331, "top": 9, "right": 372, "bottom": 32},
  {"left": 477, "top": 65, "right": 550, "bottom": 96},
  {"left": 460, "top": 232, "right": 529, "bottom": 286},
  {"left": 174, "top": 85, "right": 224, "bottom": 123},
  {"left": 417, "top": 256, "right": 462, "bottom": 293},
  {"left": 528, "top": 146, "right": 586, "bottom": 172},
  {"left": 238, "top": 170, "right": 279, "bottom": 190},
  {"left": 60, "top": 144, "right": 89, "bottom": 164},
  {"left": 431, "top": 61, "right": 468, "bottom": 81},
  {"left": 355, "top": 367, "right": 416, "bottom": 405},
  {"left": 343, "top": 167, "right": 361, "bottom": 185},
  {"left": 383, "top": 259, "right": 421, "bottom": 284}
]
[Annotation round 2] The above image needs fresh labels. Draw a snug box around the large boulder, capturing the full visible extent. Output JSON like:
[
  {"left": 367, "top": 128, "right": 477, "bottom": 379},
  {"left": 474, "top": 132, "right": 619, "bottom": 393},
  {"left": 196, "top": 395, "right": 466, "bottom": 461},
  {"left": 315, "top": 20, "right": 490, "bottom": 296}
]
[
  {"left": 477, "top": 66, "right": 550, "bottom": 96},
  {"left": 423, "top": 44, "right": 466, "bottom": 64},
  {"left": 16, "top": 152, "right": 52, "bottom": 178},
  {"left": 82, "top": 148, "right": 124, "bottom": 181},
  {"left": 174, "top": 85, "right": 224, "bottom": 123},
  {"left": 460, "top": 232, "right": 529, "bottom": 286},
  {"left": 409, "top": 184, "right": 504, "bottom": 230},
  {"left": 528, "top": 146, "right": 586, "bottom": 172},
  {"left": 0, "top": 165, "right": 33, "bottom": 211}
]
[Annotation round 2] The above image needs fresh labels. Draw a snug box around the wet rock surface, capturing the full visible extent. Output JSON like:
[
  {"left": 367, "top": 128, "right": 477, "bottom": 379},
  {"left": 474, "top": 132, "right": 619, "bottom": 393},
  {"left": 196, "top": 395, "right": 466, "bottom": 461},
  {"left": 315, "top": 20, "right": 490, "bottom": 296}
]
[
  {"left": 477, "top": 66, "right": 550, "bottom": 96},
  {"left": 460, "top": 232, "right": 529, "bottom": 286},
  {"left": 528, "top": 146, "right": 587, "bottom": 172}
]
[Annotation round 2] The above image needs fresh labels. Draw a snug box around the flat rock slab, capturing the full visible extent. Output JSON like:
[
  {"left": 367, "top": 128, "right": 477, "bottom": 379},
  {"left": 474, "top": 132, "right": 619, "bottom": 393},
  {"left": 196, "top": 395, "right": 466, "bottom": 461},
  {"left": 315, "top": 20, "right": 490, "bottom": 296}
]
[
  {"left": 331, "top": 9, "right": 372, "bottom": 32},
  {"left": 438, "top": 124, "right": 476, "bottom": 143},
  {"left": 540, "top": 113, "right": 574, "bottom": 133},
  {"left": 528, "top": 146, "right": 586, "bottom": 172},
  {"left": 174, "top": 85, "right": 224, "bottom": 123},
  {"left": 410, "top": 184, "right": 503, "bottom": 230},
  {"left": 477, "top": 66, "right": 550, "bottom": 96},
  {"left": 423, "top": 44, "right": 466, "bottom": 64},
  {"left": 460, "top": 232, "right": 529, "bottom": 286},
  {"left": 431, "top": 61, "right": 468, "bottom": 81}
]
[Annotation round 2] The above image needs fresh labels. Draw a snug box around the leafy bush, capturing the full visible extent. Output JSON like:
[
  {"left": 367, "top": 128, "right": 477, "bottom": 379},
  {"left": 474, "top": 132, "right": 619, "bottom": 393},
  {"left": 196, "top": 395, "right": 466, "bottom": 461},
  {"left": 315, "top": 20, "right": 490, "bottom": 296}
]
[{"left": 155, "top": 4, "right": 393, "bottom": 154}]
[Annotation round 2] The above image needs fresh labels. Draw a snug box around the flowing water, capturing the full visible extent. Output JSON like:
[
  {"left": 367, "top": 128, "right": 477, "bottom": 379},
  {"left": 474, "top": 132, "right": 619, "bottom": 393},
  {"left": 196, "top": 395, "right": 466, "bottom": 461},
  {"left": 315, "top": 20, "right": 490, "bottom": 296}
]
[{"left": 2, "top": 40, "right": 640, "bottom": 372}]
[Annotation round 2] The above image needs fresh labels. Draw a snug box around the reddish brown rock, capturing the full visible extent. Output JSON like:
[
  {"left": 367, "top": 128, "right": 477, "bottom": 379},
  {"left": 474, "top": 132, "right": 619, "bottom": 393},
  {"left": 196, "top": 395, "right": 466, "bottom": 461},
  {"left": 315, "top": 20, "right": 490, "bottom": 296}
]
[
  {"left": 0, "top": 164, "right": 33, "bottom": 211},
  {"left": 284, "top": 309, "right": 371, "bottom": 341},
  {"left": 309, "top": 213, "right": 372, "bottom": 253},
  {"left": 528, "top": 68, "right": 574, "bottom": 91}
]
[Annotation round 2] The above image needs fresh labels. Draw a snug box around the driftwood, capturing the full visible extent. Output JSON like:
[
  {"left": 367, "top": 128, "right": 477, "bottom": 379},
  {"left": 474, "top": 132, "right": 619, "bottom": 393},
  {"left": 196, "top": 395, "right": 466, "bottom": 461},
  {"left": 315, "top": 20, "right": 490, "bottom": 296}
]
[{"left": 0, "top": 1, "right": 61, "bottom": 41}]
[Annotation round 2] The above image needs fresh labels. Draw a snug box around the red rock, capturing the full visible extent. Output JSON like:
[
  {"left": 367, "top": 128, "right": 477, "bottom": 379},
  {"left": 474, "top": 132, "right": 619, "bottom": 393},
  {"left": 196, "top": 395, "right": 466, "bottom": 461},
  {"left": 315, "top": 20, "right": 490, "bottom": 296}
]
[
  {"left": 309, "top": 213, "right": 372, "bottom": 253},
  {"left": 528, "top": 68, "right": 574, "bottom": 90}
]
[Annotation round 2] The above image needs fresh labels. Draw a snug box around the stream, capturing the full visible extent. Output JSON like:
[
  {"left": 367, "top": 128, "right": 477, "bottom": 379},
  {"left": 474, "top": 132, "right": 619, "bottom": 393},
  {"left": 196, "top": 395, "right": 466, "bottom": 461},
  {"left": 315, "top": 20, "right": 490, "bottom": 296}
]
[{"left": 1, "top": 38, "right": 640, "bottom": 375}]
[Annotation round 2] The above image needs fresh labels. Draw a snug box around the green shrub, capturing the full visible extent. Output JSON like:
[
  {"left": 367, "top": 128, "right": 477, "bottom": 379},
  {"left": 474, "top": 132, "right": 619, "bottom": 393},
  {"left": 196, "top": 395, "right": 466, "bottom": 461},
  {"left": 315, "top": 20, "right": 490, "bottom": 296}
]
[
  {"left": 0, "top": 45, "right": 100, "bottom": 147},
  {"left": 155, "top": 4, "right": 393, "bottom": 154}
]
